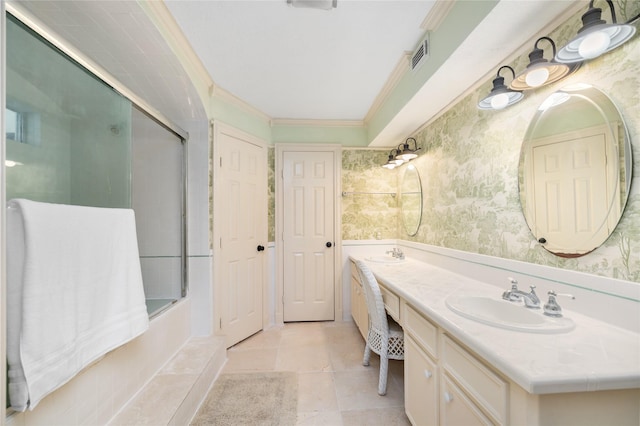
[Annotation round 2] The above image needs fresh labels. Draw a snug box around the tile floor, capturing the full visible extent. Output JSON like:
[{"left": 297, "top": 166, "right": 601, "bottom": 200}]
[{"left": 222, "top": 320, "right": 410, "bottom": 426}]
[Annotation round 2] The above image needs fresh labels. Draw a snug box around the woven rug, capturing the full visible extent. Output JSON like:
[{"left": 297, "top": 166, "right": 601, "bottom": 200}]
[{"left": 191, "top": 372, "right": 298, "bottom": 426}]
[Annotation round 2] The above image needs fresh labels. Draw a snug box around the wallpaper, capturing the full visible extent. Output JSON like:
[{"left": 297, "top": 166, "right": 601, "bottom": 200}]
[
  {"left": 341, "top": 149, "right": 399, "bottom": 240},
  {"left": 405, "top": 2, "right": 640, "bottom": 283},
  {"left": 265, "top": 2, "right": 640, "bottom": 284}
]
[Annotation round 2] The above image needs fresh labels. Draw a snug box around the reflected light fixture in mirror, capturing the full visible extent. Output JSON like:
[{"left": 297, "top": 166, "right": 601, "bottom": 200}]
[
  {"left": 555, "top": 0, "right": 636, "bottom": 63},
  {"left": 478, "top": 66, "right": 524, "bottom": 110},
  {"left": 396, "top": 137, "right": 420, "bottom": 161},
  {"left": 510, "top": 37, "right": 580, "bottom": 91}
]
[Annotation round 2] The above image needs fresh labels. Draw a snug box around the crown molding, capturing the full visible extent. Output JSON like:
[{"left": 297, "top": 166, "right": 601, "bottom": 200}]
[
  {"left": 139, "top": 1, "right": 213, "bottom": 94},
  {"left": 271, "top": 118, "right": 364, "bottom": 128},
  {"left": 211, "top": 85, "right": 272, "bottom": 122},
  {"left": 364, "top": 51, "right": 412, "bottom": 124},
  {"left": 421, "top": 0, "right": 457, "bottom": 31}
]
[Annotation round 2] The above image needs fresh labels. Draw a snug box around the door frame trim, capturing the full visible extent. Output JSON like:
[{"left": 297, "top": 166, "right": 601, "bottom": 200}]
[
  {"left": 275, "top": 144, "right": 343, "bottom": 324},
  {"left": 212, "top": 120, "right": 269, "bottom": 336}
]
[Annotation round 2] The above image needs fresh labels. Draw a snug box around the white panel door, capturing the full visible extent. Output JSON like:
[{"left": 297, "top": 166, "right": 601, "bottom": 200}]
[
  {"left": 218, "top": 127, "right": 266, "bottom": 347},
  {"left": 532, "top": 133, "right": 609, "bottom": 253},
  {"left": 283, "top": 151, "right": 335, "bottom": 322}
]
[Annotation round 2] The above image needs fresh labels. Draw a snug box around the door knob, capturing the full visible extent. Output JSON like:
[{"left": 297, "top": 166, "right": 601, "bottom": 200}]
[
  {"left": 326, "top": 242, "right": 333, "bottom": 248},
  {"left": 257, "top": 245, "right": 265, "bottom": 252}
]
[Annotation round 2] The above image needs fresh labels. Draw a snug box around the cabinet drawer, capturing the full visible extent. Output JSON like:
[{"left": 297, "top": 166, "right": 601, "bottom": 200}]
[
  {"left": 441, "top": 374, "right": 495, "bottom": 426},
  {"left": 379, "top": 283, "right": 400, "bottom": 322},
  {"left": 404, "top": 303, "right": 438, "bottom": 359},
  {"left": 442, "top": 335, "right": 507, "bottom": 424}
]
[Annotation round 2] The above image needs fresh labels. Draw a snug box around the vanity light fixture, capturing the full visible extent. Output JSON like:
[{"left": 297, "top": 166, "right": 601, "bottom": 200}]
[
  {"left": 382, "top": 149, "right": 404, "bottom": 169},
  {"left": 477, "top": 65, "right": 524, "bottom": 110},
  {"left": 555, "top": 0, "right": 636, "bottom": 63},
  {"left": 510, "top": 37, "right": 580, "bottom": 91},
  {"left": 395, "top": 137, "right": 421, "bottom": 162}
]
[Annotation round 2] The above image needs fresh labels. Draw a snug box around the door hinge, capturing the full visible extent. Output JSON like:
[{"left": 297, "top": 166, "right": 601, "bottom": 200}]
[
  {"left": 220, "top": 237, "right": 222, "bottom": 249},
  {"left": 220, "top": 156, "right": 223, "bottom": 168},
  {"left": 219, "top": 317, "right": 222, "bottom": 329}
]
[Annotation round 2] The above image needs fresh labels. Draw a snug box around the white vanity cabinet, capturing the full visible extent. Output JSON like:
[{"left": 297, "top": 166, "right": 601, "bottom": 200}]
[
  {"left": 404, "top": 302, "right": 505, "bottom": 425},
  {"left": 350, "top": 257, "right": 639, "bottom": 425},
  {"left": 402, "top": 298, "right": 640, "bottom": 426}
]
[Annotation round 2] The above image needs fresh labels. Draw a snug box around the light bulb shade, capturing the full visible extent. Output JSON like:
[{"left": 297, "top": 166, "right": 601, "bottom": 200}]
[
  {"left": 395, "top": 138, "right": 420, "bottom": 161},
  {"left": 555, "top": 5, "right": 636, "bottom": 63},
  {"left": 510, "top": 37, "right": 578, "bottom": 91},
  {"left": 397, "top": 152, "right": 418, "bottom": 161},
  {"left": 511, "top": 62, "right": 575, "bottom": 90},
  {"left": 478, "top": 69, "right": 523, "bottom": 110}
]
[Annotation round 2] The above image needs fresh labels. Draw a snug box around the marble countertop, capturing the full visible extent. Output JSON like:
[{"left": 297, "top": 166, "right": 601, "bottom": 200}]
[{"left": 352, "top": 256, "right": 640, "bottom": 394}]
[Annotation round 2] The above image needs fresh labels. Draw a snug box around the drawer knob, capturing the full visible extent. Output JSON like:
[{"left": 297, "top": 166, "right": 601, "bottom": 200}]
[
  {"left": 444, "top": 391, "right": 454, "bottom": 403},
  {"left": 423, "top": 370, "right": 433, "bottom": 379}
]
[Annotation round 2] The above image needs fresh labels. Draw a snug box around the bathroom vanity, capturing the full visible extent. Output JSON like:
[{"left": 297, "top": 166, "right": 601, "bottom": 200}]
[{"left": 349, "top": 257, "right": 640, "bottom": 426}]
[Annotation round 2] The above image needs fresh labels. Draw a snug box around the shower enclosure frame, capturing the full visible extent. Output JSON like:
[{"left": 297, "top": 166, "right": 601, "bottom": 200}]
[{"left": 4, "top": 4, "right": 189, "bottom": 305}]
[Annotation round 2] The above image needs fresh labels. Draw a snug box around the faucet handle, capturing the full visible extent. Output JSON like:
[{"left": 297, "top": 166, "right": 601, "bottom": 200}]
[
  {"left": 543, "top": 291, "right": 575, "bottom": 317},
  {"left": 502, "top": 277, "right": 521, "bottom": 301}
]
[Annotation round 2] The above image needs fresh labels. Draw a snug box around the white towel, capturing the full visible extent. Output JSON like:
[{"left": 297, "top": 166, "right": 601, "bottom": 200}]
[{"left": 6, "top": 199, "right": 149, "bottom": 411}]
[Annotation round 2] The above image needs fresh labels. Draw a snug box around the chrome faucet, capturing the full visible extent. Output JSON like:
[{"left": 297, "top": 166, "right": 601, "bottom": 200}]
[
  {"left": 543, "top": 291, "right": 575, "bottom": 317},
  {"left": 502, "top": 278, "right": 541, "bottom": 309},
  {"left": 386, "top": 247, "right": 405, "bottom": 259}
]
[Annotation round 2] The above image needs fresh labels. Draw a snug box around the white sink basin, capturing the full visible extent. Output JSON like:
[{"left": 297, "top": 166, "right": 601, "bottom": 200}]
[
  {"left": 445, "top": 294, "right": 575, "bottom": 334},
  {"left": 366, "top": 255, "right": 404, "bottom": 264}
]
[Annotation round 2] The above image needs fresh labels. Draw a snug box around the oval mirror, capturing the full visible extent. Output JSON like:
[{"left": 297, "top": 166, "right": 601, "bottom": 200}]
[
  {"left": 519, "top": 85, "right": 632, "bottom": 257},
  {"left": 401, "top": 164, "right": 423, "bottom": 236}
]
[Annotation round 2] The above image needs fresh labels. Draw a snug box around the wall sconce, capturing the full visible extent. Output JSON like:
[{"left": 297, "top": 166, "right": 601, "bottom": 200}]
[
  {"left": 478, "top": 66, "right": 524, "bottom": 110},
  {"left": 395, "top": 137, "right": 421, "bottom": 161},
  {"left": 555, "top": 0, "right": 636, "bottom": 63},
  {"left": 510, "top": 37, "right": 580, "bottom": 91},
  {"left": 382, "top": 149, "right": 404, "bottom": 169}
]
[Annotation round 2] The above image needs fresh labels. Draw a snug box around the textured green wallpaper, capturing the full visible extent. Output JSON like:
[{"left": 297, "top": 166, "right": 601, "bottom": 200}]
[
  {"left": 342, "top": 149, "right": 399, "bottom": 240},
  {"left": 405, "top": 3, "right": 640, "bottom": 282}
]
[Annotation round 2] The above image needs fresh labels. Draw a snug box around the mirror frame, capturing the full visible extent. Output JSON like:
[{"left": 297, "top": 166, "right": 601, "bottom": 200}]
[
  {"left": 518, "top": 85, "right": 632, "bottom": 257},
  {"left": 400, "top": 164, "right": 423, "bottom": 237}
]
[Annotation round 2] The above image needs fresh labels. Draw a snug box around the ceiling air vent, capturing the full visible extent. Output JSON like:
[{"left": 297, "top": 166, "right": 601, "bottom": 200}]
[{"left": 411, "top": 34, "right": 430, "bottom": 71}]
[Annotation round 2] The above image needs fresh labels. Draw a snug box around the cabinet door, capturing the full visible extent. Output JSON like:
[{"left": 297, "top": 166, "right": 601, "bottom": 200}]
[
  {"left": 351, "top": 277, "right": 360, "bottom": 326},
  {"left": 350, "top": 277, "right": 368, "bottom": 339},
  {"left": 405, "top": 336, "right": 438, "bottom": 426},
  {"left": 440, "top": 375, "right": 494, "bottom": 426}
]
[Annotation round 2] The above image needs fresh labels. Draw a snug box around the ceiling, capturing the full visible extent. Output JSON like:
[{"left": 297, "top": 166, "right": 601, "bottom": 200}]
[
  {"left": 9, "top": 0, "right": 583, "bottom": 147},
  {"left": 164, "top": 0, "right": 437, "bottom": 121}
]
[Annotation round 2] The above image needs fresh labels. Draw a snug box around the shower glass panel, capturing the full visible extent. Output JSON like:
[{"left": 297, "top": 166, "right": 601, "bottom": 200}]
[
  {"left": 5, "top": 14, "right": 186, "bottom": 318},
  {"left": 5, "top": 15, "right": 131, "bottom": 207},
  {"left": 132, "top": 107, "right": 185, "bottom": 316}
]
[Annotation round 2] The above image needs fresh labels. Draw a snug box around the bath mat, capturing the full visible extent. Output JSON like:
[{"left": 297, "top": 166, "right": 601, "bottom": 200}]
[{"left": 191, "top": 372, "right": 298, "bottom": 426}]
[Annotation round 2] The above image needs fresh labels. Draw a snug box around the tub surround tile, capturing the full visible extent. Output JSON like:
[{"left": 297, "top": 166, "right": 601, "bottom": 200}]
[{"left": 109, "top": 335, "right": 226, "bottom": 426}]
